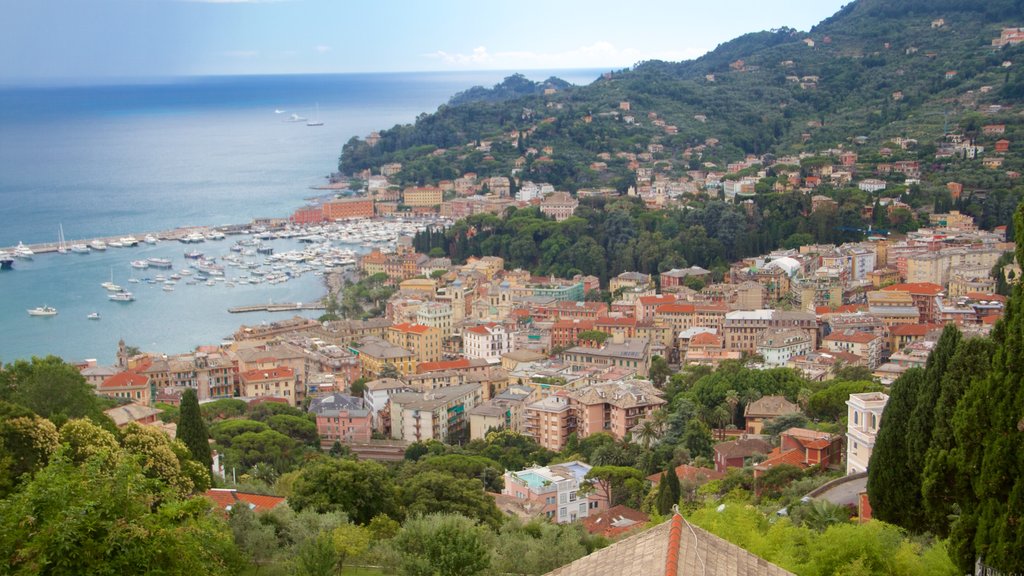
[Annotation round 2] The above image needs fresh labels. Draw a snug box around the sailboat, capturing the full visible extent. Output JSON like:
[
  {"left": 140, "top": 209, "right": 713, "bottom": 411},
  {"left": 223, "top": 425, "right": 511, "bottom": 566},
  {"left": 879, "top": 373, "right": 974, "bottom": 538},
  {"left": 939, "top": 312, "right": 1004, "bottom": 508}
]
[
  {"left": 57, "top": 224, "right": 67, "bottom": 254},
  {"left": 307, "top": 103, "right": 324, "bottom": 127}
]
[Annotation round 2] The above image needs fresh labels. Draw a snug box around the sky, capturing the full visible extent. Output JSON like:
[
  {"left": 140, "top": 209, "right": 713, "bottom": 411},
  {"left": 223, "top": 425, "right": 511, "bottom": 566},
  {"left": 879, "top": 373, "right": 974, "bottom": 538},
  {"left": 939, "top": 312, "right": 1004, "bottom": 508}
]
[{"left": 0, "top": 0, "right": 851, "bottom": 84}]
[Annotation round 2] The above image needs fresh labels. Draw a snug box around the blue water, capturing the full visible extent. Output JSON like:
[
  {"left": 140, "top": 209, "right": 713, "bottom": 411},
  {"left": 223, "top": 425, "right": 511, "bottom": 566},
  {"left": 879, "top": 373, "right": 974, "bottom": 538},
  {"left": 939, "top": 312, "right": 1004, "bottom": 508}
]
[{"left": 0, "top": 70, "right": 601, "bottom": 364}]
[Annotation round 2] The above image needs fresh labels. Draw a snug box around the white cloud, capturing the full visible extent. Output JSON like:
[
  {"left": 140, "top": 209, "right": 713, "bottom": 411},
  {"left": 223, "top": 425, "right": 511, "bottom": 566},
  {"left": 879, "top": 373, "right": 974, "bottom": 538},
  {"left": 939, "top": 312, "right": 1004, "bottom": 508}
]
[
  {"left": 224, "top": 50, "right": 259, "bottom": 58},
  {"left": 314, "top": 45, "right": 331, "bottom": 53},
  {"left": 423, "top": 42, "right": 706, "bottom": 70}
]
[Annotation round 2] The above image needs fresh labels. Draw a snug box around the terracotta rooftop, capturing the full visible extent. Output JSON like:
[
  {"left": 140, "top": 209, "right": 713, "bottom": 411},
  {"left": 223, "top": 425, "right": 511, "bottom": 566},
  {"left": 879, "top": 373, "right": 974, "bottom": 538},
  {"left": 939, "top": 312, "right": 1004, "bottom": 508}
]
[
  {"left": 639, "top": 295, "right": 677, "bottom": 305},
  {"left": 239, "top": 366, "right": 294, "bottom": 381},
  {"left": 581, "top": 505, "right": 650, "bottom": 539},
  {"left": 656, "top": 303, "right": 697, "bottom": 314},
  {"left": 390, "top": 322, "right": 433, "bottom": 334},
  {"left": 99, "top": 370, "right": 150, "bottom": 390},
  {"left": 881, "top": 282, "right": 944, "bottom": 295},
  {"left": 714, "top": 438, "right": 772, "bottom": 460},
  {"left": 890, "top": 323, "right": 944, "bottom": 336},
  {"left": 204, "top": 489, "right": 286, "bottom": 514},
  {"left": 689, "top": 332, "right": 723, "bottom": 347},
  {"left": 544, "top": 512, "right": 794, "bottom": 576},
  {"left": 416, "top": 358, "right": 480, "bottom": 373}
]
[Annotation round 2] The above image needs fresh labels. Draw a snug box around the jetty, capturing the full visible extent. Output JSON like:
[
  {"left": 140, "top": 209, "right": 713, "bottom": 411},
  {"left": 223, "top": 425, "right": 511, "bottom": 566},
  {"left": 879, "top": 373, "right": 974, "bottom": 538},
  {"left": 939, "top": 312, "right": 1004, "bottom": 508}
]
[{"left": 228, "top": 302, "right": 327, "bottom": 314}]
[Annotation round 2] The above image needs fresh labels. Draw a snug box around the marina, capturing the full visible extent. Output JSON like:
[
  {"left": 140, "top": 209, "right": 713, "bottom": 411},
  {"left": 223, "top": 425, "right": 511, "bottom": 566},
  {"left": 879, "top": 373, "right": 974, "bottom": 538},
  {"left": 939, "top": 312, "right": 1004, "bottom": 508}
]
[{"left": 0, "top": 216, "right": 442, "bottom": 364}]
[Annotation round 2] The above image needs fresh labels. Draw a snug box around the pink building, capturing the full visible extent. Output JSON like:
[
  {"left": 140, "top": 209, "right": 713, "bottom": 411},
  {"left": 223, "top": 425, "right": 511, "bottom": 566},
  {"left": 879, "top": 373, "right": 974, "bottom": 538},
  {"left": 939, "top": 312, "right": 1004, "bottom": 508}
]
[
  {"left": 570, "top": 379, "right": 665, "bottom": 441},
  {"left": 501, "top": 461, "right": 608, "bottom": 523},
  {"left": 309, "top": 393, "right": 373, "bottom": 447}
]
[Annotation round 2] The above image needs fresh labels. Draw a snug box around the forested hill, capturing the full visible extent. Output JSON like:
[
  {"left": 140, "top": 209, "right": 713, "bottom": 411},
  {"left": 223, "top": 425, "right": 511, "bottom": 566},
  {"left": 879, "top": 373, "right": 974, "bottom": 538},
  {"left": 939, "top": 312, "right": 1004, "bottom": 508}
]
[{"left": 339, "top": 0, "right": 1024, "bottom": 188}]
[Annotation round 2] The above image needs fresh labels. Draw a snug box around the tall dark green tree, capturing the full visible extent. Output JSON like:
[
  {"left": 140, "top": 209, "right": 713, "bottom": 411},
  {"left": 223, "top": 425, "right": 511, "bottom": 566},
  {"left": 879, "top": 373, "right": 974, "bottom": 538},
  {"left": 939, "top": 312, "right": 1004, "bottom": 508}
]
[
  {"left": 178, "top": 389, "right": 212, "bottom": 471},
  {"left": 655, "top": 471, "right": 674, "bottom": 515},
  {"left": 946, "top": 205, "right": 1024, "bottom": 573},
  {"left": 906, "top": 325, "right": 961, "bottom": 478},
  {"left": 866, "top": 367, "right": 925, "bottom": 529},
  {"left": 920, "top": 336, "right": 995, "bottom": 538}
]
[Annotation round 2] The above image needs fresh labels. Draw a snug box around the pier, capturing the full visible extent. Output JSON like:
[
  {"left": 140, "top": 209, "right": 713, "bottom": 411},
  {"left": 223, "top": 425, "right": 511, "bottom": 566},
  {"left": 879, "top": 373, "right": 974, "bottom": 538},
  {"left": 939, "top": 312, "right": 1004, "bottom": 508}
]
[
  {"left": 228, "top": 302, "right": 327, "bottom": 314},
  {"left": 0, "top": 226, "right": 234, "bottom": 255}
]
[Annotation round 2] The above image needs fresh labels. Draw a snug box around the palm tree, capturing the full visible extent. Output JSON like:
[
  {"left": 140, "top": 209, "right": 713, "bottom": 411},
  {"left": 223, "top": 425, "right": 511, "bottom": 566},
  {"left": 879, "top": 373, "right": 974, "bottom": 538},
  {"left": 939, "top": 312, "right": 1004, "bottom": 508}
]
[
  {"left": 636, "top": 419, "right": 660, "bottom": 449},
  {"left": 724, "top": 389, "right": 740, "bottom": 427}
]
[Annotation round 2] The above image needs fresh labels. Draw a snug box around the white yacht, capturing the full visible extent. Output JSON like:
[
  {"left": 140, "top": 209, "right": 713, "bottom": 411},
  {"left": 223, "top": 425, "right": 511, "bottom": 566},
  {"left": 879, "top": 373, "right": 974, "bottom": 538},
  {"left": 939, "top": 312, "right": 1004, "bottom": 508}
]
[
  {"left": 90, "top": 240, "right": 107, "bottom": 251},
  {"left": 144, "top": 234, "right": 159, "bottom": 245},
  {"left": 109, "top": 291, "right": 135, "bottom": 302},
  {"left": 130, "top": 260, "right": 149, "bottom": 269},
  {"left": 70, "top": 243, "right": 90, "bottom": 254},
  {"left": 27, "top": 305, "right": 57, "bottom": 316},
  {"left": 14, "top": 242, "right": 34, "bottom": 259},
  {"left": 120, "top": 236, "right": 139, "bottom": 247},
  {"left": 87, "top": 312, "right": 100, "bottom": 320}
]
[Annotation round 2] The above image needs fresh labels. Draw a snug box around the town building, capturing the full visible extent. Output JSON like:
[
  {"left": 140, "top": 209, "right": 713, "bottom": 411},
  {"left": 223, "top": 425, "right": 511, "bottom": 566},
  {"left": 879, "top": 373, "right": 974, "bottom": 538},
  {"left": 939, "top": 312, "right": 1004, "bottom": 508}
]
[
  {"left": 309, "top": 393, "right": 373, "bottom": 447},
  {"left": 501, "top": 461, "right": 607, "bottom": 523},
  {"left": 388, "top": 383, "right": 482, "bottom": 443},
  {"left": 385, "top": 323, "right": 442, "bottom": 364},
  {"left": 463, "top": 322, "right": 516, "bottom": 362},
  {"left": 97, "top": 371, "right": 154, "bottom": 406},
  {"left": 754, "top": 427, "right": 844, "bottom": 477},
  {"left": 722, "top": 310, "right": 817, "bottom": 354},
  {"left": 713, "top": 437, "right": 773, "bottom": 473},
  {"left": 756, "top": 328, "right": 813, "bottom": 368},
  {"left": 743, "top": 395, "right": 801, "bottom": 435},
  {"left": 846, "top": 392, "right": 889, "bottom": 474},
  {"left": 822, "top": 330, "right": 883, "bottom": 369},
  {"left": 570, "top": 379, "right": 665, "bottom": 441},
  {"left": 355, "top": 336, "right": 417, "bottom": 378},
  {"left": 523, "top": 394, "right": 575, "bottom": 451},
  {"left": 539, "top": 191, "right": 579, "bottom": 221},
  {"left": 238, "top": 366, "right": 299, "bottom": 406}
]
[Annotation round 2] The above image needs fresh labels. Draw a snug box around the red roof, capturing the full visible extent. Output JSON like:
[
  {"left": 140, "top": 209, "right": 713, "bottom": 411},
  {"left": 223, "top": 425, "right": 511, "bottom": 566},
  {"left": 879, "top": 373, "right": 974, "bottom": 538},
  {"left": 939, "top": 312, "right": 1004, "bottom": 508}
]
[
  {"left": 553, "top": 319, "right": 596, "bottom": 329},
  {"left": 757, "top": 448, "right": 809, "bottom": 470},
  {"left": 656, "top": 303, "right": 696, "bottom": 314},
  {"left": 465, "top": 324, "right": 499, "bottom": 335},
  {"left": 416, "top": 358, "right": 472, "bottom": 373},
  {"left": 890, "top": 323, "right": 943, "bottom": 336},
  {"left": 204, "top": 489, "right": 285, "bottom": 514},
  {"left": 580, "top": 505, "right": 650, "bottom": 539},
  {"left": 638, "top": 295, "right": 676, "bottom": 306},
  {"left": 965, "top": 292, "right": 1007, "bottom": 303},
  {"left": 689, "top": 332, "right": 722, "bottom": 347},
  {"left": 390, "top": 322, "right": 432, "bottom": 334},
  {"left": 881, "top": 282, "right": 943, "bottom": 296},
  {"left": 99, "top": 370, "right": 150, "bottom": 390},
  {"left": 816, "top": 304, "right": 864, "bottom": 315},
  {"left": 595, "top": 316, "right": 637, "bottom": 327},
  {"left": 239, "top": 366, "right": 294, "bottom": 382}
]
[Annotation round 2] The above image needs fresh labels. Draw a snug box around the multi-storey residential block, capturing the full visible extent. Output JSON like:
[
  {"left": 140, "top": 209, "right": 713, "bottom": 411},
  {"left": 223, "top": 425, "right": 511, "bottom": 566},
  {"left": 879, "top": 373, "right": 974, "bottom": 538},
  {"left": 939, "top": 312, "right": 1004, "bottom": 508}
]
[
  {"left": 523, "top": 394, "right": 575, "bottom": 451},
  {"left": 386, "top": 323, "right": 442, "bottom": 364},
  {"left": 309, "top": 394, "right": 373, "bottom": 447},
  {"left": 238, "top": 366, "right": 299, "bottom": 406},
  {"left": 571, "top": 379, "right": 665, "bottom": 441},
  {"left": 388, "top": 383, "right": 482, "bottom": 443},
  {"left": 463, "top": 322, "right": 515, "bottom": 362},
  {"left": 722, "top": 310, "right": 817, "bottom": 354},
  {"left": 823, "top": 330, "right": 883, "bottom": 369},
  {"left": 356, "top": 336, "right": 417, "bottom": 377}
]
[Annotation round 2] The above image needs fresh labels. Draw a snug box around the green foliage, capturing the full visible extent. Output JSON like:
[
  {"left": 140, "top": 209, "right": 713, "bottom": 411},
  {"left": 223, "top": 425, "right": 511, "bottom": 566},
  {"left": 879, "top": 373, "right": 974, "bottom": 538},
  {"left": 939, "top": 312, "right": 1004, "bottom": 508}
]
[
  {"left": 210, "top": 418, "right": 270, "bottom": 447},
  {"left": 0, "top": 406, "right": 59, "bottom": 497},
  {"left": 121, "top": 422, "right": 212, "bottom": 495},
  {"left": 392, "top": 513, "right": 493, "bottom": 576},
  {"left": 200, "top": 398, "right": 248, "bottom": 422},
  {"left": 648, "top": 355, "right": 671, "bottom": 387},
  {"left": 805, "top": 380, "right": 883, "bottom": 422},
  {"left": 179, "top": 388, "right": 213, "bottom": 470},
  {"left": 266, "top": 413, "right": 319, "bottom": 446},
  {"left": 489, "top": 519, "right": 595, "bottom": 575},
  {"left": 0, "top": 449, "right": 241, "bottom": 575},
  {"left": 0, "top": 356, "right": 112, "bottom": 428},
  {"left": 584, "top": 465, "right": 647, "bottom": 508},
  {"left": 575, "top": 329, "right": 610, "bottom": 345},
  {"left": 399, "top": 470, "right": 503, "bottom": 529},
  {"left": 688, "top": 498, "right": 958, "bottom": 575},
  {"left": 404, "top": 453, "right": 505, "bottom": 492},
  {"left": 289, "top": 458, "right": 398, "bottom": 524},
  {"left": 655, "top": 469, "right": 682, "bottom": 515}
]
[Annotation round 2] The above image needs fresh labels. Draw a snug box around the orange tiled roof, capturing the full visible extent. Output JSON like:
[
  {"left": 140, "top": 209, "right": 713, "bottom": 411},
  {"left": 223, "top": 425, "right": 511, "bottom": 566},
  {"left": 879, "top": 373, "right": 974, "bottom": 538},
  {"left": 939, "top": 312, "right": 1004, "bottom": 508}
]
[
  {"left": 757, "top": 448, "right": 809, "bottom": 470},
  {"left": 689, "top": 332, "right": 722, "bottom": 347},
  {"left": 99, "top": 370, "right": 150, "bottom": 390},
  {"left": 890, "top": 323, "right": 943, "bottom": 336},
  {"left": 656, "top": 303, "right": 696, "bottom": 314},
  {"left": 638, "top": 295, "right": 676, "bottom": 305},
  {"left": 239, "top": 366, "right": 294, "bottom": 382},
  {"left": 595, "top": 316, "right": 638, "bottom": 327},
  {"left": 204, "top": 489, "right": 286, "bottom": 513},
  {"left": 416, "top": 358, "right": 472, "bottom": 373},
  {"left": 881, "top": 282, "right": 943, "bottom": 295},
  {"left": 965, "top": 292, "right": 1007, "bottom": 303},
  {"left": 390, "top": 322, "right": 432, "bottom": 334}
]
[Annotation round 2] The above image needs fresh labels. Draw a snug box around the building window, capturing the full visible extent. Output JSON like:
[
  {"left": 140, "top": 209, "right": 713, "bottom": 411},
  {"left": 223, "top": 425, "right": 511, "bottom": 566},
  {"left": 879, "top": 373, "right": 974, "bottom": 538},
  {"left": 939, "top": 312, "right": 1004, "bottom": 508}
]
[{"left": 559, "top": 507, "right": 567, "bottom": 518}]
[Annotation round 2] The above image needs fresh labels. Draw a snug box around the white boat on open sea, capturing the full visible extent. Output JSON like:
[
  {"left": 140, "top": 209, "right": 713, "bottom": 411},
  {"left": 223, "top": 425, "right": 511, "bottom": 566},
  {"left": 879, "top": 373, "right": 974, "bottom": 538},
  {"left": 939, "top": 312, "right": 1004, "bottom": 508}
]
[{"left": 27, "top": 305, "right": 57, "bottom": 317}]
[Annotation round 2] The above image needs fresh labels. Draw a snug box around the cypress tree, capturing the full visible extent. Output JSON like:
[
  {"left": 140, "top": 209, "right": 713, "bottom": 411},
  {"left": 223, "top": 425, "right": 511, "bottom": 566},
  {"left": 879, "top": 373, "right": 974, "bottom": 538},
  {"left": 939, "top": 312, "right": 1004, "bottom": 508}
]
[
  {"left": 866, "top": 367, "right": 924, "bottom": 529},
  {"left": 948, "top": 205, "right": 1024, "bottom": 572},
  {"left": 905, "top": 326, "right": 961, "bottom": 494},
  {"left": 920, "top": 336, "right": 995, "bottom": 538},
  {"left": 655, "top": 471, "right": 673, "bottom": 514},
  {"left": 178, "top": 389, "right": 212, "bottom": 472},
  {"left": 665, "top": 465, "right": 682, "bottom": 507}
]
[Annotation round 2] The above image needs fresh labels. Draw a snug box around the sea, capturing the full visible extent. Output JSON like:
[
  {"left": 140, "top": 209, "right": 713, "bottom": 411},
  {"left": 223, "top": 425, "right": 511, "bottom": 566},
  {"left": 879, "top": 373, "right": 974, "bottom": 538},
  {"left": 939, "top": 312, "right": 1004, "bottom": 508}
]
[{"left": 0, "top": 70, "right": 602, "bottom": 365}]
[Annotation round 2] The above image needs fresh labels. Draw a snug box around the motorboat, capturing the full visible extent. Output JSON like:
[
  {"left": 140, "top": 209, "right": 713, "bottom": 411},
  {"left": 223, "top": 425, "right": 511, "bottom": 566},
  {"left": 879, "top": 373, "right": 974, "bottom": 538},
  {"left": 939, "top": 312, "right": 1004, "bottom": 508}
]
[
  {"left": 184, "top": 250, "right": 204, "bottom": 259},
  {"left": 87, "top": 312, "right": 100, "bottom": 320},
  {"left": 27, "top": 305, "right": 57, "bottom": 316},
  {"left": 144, "top": 234, "right": 159, "bottom": 245},
  {"left": 108, "top": 291, "right": 135, "bottom": 302},
  {"left": 90, "top": 240, "right": 107, "bottom": 251},
  {"left": 205, "top": 230, "right": 226, "bottom": 241},
  {"left": 130, "top": 260, "right": 149, "bottom": 269},
  {"left": 70, "top": 243, "right": 90, "bottom": 254},
  {"left": 179, "top": 232, "right": 206, "bottom": 244},
  {"left": 120, "top": 236, "right": 139, "bottom": 247},
  {"left": 0, "top": 251, "right": 13, "bottom": 270},
  {"left": 147, "top": 257, "right": 173, "bottom": 269}
]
